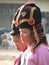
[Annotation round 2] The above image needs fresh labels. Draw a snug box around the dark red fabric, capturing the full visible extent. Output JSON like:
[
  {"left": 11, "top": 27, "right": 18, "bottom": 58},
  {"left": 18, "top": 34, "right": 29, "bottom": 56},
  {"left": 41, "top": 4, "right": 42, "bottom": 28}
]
[{"left": 14, "top": 57, "right": 19, "bottom": 65}]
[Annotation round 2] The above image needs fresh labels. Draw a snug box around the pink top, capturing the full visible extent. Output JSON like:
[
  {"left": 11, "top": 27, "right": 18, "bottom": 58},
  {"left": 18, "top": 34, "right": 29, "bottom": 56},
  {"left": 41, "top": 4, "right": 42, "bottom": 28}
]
[{"left": 28, "top": 45, "right": 49, "bottom": 65}]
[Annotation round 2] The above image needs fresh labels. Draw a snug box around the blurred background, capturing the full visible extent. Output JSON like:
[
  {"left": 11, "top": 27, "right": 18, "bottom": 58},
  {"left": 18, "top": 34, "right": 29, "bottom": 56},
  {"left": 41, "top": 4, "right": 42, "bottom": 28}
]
[{"left": 0, "top": 0, "right": 49, "bottom": 65}]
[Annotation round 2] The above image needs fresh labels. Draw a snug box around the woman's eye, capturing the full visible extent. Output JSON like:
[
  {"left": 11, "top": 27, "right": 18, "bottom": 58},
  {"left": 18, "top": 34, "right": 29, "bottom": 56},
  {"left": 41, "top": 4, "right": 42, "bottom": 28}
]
[
  {"left": 22, "top": 32, "right": 26, "bottom": 33},
  {"left": 15, "top": 40, "right": 19, "bottom": 43}
]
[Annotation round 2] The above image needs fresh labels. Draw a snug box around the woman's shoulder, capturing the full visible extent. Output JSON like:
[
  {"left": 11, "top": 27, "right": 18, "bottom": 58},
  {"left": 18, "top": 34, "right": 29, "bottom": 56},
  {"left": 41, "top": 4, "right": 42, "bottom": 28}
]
[
  {"left": 30, "top": 44, "right": 49, "bottom": 59},
  {"left": 35, "top": 44, "right": 49, "bottom": 58},
  {"left": 27, "top": 44, "right": 49, "bottom": 58},
  {"left": 36, "top": 44, "right": 49, "bottom": 65},
  {"left": 37, "top": 44, "right": 49, "bottom": 53}
]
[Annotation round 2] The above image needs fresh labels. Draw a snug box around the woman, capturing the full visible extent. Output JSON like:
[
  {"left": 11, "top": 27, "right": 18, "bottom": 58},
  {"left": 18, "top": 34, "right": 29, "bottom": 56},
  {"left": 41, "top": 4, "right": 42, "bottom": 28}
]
[
  {"left": 10, "top": 20, "right": 28, "bottom": 65},
  {"left": 12, "top": 2, "right": 49, "bottom": 65}
]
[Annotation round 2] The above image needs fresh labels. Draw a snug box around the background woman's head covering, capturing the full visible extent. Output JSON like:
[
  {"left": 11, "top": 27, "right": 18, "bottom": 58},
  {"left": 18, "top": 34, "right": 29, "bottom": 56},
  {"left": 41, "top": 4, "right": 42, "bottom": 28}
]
[
  {"left": 11, "top": 2, "right": 48, "bottom": 48},
  {"left": 10, "top": 20, "right": 20, "bottom": 36}
]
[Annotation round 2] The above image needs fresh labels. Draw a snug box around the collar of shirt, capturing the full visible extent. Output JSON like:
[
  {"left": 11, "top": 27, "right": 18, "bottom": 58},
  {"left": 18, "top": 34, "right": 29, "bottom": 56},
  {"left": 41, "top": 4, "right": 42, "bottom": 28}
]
[{"left": 20, "top": 46, "right": 32, "bottom": 65}]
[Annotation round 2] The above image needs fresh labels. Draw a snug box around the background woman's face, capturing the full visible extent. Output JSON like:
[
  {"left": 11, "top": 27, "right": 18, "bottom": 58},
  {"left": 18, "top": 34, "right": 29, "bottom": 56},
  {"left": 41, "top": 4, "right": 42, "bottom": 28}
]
[
  {"left": 20, "top": 28, "right": 33, "bottom": 45},
  {"left": 12, "top": 35, "right": 27, "bottom": 52}
]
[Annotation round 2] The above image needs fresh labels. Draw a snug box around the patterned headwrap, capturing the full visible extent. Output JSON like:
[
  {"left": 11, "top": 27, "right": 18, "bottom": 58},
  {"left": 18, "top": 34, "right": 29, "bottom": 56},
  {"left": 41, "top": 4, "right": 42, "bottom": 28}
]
[{"left": 11, "top": 2, "right": 48, "bottom": 48}]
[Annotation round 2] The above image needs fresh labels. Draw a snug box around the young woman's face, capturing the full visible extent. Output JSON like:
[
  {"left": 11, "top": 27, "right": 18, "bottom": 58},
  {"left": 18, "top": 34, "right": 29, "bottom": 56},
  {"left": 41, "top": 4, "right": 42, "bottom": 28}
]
[
  {"left": 12, "top": 35, "right": 27, "bottom": 52},
  {"left": 19, "top": 28, "right": 33, "bottom": 45}
]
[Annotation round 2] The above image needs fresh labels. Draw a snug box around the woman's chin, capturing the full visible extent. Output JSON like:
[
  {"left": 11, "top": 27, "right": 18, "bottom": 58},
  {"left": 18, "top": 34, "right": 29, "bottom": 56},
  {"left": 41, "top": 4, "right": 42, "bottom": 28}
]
[{"left": 17, "top": 48, "right": 27, "bottom": 52}]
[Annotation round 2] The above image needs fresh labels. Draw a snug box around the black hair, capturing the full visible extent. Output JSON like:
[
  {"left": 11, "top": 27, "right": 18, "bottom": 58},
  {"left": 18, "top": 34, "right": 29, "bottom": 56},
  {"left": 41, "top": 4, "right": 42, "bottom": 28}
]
[
  {"left": 19, "top": 22, "right": 33, "bottom": 30},
  {"left": 11, "top": 24, "right": 20, "bottom": 36}
]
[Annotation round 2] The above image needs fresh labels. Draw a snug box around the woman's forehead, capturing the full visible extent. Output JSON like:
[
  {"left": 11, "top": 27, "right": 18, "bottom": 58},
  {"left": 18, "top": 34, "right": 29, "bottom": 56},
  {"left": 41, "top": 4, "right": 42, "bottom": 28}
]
[{"left": 13, "top": 35, "right": 20, "bottom": 38}]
